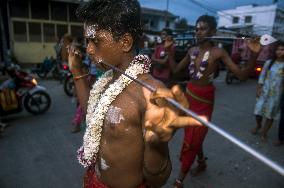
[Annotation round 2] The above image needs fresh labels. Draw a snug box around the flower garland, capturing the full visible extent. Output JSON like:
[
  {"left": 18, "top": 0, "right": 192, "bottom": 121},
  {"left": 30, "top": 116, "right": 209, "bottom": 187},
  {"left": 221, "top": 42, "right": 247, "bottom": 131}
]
[
  {"left": 188, "top": 50, "right": 210, "bottom": 80},
  {"left": 77, "top": 54, "right": 151, "bottom": 167}
]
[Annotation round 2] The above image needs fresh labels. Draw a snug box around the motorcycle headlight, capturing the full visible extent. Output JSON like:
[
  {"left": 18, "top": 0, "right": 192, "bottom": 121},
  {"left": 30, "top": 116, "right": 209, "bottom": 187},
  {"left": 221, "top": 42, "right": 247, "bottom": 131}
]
[{"left": 31, "top": 78, "right": 38, "bottom": 85}]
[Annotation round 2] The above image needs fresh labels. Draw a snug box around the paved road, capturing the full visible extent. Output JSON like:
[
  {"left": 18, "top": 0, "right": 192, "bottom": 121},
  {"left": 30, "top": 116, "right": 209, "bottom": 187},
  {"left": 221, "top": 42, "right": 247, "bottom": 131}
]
[{"left": 0, "top": 72, "right": 283, "bottom": 188}]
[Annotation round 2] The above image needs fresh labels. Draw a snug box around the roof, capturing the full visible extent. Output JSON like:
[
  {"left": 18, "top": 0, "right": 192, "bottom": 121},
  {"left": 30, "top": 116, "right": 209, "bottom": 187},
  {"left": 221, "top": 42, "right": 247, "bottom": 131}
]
[
  {"left": 49, "top": 0, "right": 178, "bottom": 19},
  {"left": 141, "top": 7, "right": 178, "bottom": 19},
  {"left": 50, "top": 0, "right": 82, "bottom": 3}
]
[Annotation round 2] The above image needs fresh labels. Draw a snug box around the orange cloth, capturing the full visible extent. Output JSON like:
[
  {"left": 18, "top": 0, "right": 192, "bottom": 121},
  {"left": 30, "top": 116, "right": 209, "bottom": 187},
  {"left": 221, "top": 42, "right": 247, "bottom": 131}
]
[{"left": 180, "top": 82, "right": 215, "bottom": 174}]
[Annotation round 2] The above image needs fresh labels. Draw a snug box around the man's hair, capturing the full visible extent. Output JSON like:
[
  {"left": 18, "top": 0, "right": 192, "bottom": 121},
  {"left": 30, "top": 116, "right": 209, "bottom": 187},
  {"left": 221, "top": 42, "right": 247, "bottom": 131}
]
[
  {"left": 270, "top": 40, "right": 284, "bottom": 69},
  {"left": 196, "top": 15, "right": 217, "bottom": 30},
  {"left": 162, "top": 28, "right": 173, "bottom": 36},
  {"left": 76, "top": 0, "right": 142, "bottom": 45}
]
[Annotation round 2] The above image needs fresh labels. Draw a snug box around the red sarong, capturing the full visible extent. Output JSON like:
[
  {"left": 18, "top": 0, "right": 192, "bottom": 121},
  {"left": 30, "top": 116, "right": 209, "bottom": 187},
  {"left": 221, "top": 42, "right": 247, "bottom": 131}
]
[
  {"left": 180, "top": 82, "right": 215, "bottom": 174},
  {"left": 83, "top": 166, "right": 146, "bottom": 188}
]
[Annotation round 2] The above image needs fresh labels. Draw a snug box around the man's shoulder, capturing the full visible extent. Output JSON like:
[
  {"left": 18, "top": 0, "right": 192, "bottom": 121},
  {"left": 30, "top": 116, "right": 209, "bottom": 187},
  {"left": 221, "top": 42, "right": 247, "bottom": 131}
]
[
  {"left": 139, "top": 74, "right": 166, "bottom": 89},
  {"left": 211, "top": 47, "right": 226, "bottom": 57}
]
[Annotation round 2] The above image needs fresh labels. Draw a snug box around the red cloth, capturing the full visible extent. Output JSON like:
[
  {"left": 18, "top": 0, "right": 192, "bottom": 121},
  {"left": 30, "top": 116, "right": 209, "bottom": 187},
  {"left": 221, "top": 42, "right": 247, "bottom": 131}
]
[
  {"left": 180, "top": 82, "right": 215, "bottom": 174},
  {"left": 83, "top": 167, "right": 146, "bottom": 188},
  {"left": 152, "top": 44, "right": 175, "bottom": 82}
]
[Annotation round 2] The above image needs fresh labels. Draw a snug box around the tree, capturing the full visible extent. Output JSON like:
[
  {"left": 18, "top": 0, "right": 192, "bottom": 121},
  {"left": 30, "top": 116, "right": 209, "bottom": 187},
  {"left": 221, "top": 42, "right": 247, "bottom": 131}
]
[{"left": 175, "top": 18, "right": 189, "bottom": 30}]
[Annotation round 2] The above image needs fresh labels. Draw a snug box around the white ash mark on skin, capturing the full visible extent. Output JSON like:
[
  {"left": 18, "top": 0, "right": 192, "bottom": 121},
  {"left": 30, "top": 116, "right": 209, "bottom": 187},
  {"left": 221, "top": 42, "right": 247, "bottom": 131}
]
[
  {"left": 143, "top": 129, "right": 146, "bottom": 137},
  {"left": 106, "top": 105, "right": 125, "bottom": 125},
  {"left": 101, "top": 158, "right": 110, "bottom": 171},
  {"left": 95, "top": 163, "right": 101, "bottom": 178}
]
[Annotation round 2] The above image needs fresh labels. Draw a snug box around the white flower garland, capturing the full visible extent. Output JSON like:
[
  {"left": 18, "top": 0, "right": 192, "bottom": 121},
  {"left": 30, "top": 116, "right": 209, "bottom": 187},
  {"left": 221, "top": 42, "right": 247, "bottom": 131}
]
[{"left": 77, "top": 54, "right": 151, "bottom": 167}]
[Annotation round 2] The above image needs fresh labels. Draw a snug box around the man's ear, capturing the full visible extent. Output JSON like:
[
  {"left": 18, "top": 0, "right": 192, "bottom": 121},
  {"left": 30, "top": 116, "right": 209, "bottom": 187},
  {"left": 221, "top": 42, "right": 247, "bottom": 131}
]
[{"left": 120, "top": 33, "right": 133, "bottom": 52}]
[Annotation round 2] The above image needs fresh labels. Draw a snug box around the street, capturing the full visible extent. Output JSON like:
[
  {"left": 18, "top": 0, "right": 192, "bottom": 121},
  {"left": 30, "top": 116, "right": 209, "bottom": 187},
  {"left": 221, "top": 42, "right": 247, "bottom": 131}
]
[{"left": 0, "top": 71, "right": 283, "bottom": 188}]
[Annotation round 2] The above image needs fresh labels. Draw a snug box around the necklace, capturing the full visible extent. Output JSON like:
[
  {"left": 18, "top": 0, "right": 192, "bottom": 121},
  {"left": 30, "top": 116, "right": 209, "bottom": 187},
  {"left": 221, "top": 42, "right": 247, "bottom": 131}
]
[
  {"left": 77, "top": 54, "right": 151, "bottom": 167},
  {"left": 188, "top": 50, "right": 210, "bottom": 80}
]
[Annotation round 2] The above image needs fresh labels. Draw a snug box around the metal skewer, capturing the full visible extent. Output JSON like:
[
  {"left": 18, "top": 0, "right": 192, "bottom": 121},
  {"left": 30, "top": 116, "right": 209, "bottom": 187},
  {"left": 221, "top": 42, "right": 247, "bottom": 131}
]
[
  {"left": 99, "top": 60, "right": 284, "bottom": 177},
  {"left": 182, "top": 36, "right": 247, "bottom": 40}
]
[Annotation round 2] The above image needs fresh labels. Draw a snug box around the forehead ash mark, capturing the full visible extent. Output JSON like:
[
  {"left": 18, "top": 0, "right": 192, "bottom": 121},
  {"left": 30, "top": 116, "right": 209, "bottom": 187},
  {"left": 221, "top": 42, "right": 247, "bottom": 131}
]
[
  {"left": 106, "top": 105, "right": 125, "bottom": 125},
  {"left": 84, "top": 24, "right": 99, "bottom": 39}
]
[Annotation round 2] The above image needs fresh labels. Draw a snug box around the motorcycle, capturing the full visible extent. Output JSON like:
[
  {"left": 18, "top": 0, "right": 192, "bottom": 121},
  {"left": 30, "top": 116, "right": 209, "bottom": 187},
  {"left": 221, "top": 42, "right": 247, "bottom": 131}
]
[
  {"left": 63, "top": 68, "right": 75, "bottom": 97},
  {"left": 225, "top": 62, "right": 246, "bottom": 84},
  {"left": 225, "top": 69, "right": 238, "bottom": 84},
  {"left": 0, "top": 64, "right": 51, "bottom": 115},
  {"left": 31, "top": 57, "right": 67, "bottom": 81}
]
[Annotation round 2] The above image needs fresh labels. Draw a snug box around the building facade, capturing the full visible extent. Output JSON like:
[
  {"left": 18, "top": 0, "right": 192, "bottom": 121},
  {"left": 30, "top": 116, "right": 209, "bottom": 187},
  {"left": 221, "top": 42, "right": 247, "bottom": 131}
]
[
  {"left": 217, "top": 4, "right": 284, "bottom": 41},
  {"left": 0, "top": 0, "right": 178, "bottom": 64}
]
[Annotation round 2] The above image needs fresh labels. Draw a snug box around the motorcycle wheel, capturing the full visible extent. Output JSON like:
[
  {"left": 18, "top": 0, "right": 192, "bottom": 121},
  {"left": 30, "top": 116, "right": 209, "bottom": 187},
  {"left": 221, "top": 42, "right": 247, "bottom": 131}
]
[
  {"left": 225, "top": 72, "right": 233, "bottom": 84},
  {"left": 24, "top": 91, "right": 51, "bottom": 115},
  {"left": 37, "top": 72, "right": 47, "bottom": 78},
  {"left": 64, "top": 76, "right": 75, "bottom": 97}
]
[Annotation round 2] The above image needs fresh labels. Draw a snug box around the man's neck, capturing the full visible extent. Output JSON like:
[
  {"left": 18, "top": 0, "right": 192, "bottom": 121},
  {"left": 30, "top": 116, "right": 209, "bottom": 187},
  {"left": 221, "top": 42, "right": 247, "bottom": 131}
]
[
  {"left": 198, "top": 40, "right": 212, "bottom": 50},
  {"left": 112, "top": 54, "right": 135, "bottom": 80}
]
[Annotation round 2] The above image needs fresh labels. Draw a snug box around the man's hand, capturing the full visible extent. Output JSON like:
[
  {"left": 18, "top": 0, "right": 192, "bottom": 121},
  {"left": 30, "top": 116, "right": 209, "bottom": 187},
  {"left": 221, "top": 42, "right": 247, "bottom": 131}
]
[
  {"left": 246, "top": 37, "right": 262, "bottom": 54},
  {"left": 143, "top": 85, "right": 205, "bottom": 143},
  {"left": 67, "top": 43, "right": 84, "bottom": 71}
]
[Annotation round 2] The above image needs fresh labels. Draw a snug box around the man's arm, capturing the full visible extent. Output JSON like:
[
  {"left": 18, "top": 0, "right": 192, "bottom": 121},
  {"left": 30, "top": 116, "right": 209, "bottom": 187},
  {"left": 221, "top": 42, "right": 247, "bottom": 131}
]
[
  {"left": 171, "top": 49, "right": 191, "bottom": 74},
  {"left": 142, "top": 81, "right": 205, "bottom": 187},
  {"left": 142, "top": 80, "right": 172, "bottom": 187},
  {"left": 221, "top": 39, "right": 261, "bottom": 81},
  {"left": 68, "top": 45, "right": 91, "bottom": 114}
]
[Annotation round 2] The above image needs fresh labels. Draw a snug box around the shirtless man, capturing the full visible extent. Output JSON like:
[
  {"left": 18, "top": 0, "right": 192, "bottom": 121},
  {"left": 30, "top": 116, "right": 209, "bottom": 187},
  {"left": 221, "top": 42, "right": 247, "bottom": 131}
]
[
  {"left": 170, "top": 15, "right": 261, "bottom": 187},
  {"left": 68, "top": 1, "right": 203, "bottom": 187}
]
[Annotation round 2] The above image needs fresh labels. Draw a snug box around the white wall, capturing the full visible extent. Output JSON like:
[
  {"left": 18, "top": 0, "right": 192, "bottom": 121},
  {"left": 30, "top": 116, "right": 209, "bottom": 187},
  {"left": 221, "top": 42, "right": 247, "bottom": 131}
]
[{"left": 217, "top": 4, "right": 277, "bottom": 36}]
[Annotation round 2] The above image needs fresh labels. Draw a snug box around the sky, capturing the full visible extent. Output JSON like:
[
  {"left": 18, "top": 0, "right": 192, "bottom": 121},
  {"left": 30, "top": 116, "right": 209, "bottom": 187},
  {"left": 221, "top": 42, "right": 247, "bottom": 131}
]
[{"left": 138, "top": 0, "right": 284, "bottom": 24}]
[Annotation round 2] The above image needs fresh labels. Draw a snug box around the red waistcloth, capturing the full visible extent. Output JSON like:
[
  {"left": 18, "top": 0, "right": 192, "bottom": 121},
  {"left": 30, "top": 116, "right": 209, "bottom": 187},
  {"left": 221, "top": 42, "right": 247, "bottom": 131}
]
[
  {"left": 83, "top": 167, "right": 146, "bottom": 188},
  {"left": 180, "top": 82, "right": 215, "bottom": 174}
]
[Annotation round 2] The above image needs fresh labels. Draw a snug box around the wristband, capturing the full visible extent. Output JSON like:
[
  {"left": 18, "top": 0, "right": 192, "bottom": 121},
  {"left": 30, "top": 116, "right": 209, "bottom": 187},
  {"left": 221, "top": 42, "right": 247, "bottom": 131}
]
[{"left": 73, "top": 73, "right": 89, "bottom": 81}]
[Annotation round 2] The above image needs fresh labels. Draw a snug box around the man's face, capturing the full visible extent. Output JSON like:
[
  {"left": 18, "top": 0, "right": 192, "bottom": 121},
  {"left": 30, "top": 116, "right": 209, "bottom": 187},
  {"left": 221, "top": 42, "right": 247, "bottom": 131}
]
[
  {"left": 195, "top": 21, "right": 215, "bottom": 43},
  {"left": 276, "top": 45, "right": 284, "bottom": 59},
  {"left": 160, "top": 31, "right": 167, "bottom": 42},
  {"left": 85, "top": 25, "right": 122, "bottom": 69}
]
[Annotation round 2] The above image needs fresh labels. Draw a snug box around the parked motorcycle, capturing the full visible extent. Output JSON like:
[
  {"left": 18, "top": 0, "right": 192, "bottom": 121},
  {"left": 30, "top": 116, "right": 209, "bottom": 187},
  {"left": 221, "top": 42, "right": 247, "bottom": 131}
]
[
  {"left": 31, "top": 57, "right": 66, "bottom": 81},
  {"left": 0, "top": 64, "right": 51, "bottom": 115},
  {"left": 63, "top": 68, "right": 75, "bottom": 97},
  {"left": 225, "top": 69, "right": 238, "bottom": 84}
]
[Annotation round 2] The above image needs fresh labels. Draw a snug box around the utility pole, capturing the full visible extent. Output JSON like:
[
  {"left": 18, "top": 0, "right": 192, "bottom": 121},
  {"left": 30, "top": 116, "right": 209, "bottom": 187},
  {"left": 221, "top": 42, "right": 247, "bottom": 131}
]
[{"left": 165, "top": 0, "right": 169, "bottom": 28}]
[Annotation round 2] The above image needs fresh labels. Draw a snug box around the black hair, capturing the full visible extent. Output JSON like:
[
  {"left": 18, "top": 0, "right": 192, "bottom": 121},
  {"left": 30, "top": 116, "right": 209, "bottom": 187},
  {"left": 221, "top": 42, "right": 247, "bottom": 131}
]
[
  {"left": 76, "top": 0, "right": 142, "bottom": 46},
  {"left": 269, "top": 40, "right": 284, "bottom": 70},
  {"left": 196, "top": 15, "right": 217, "bottom": 30},
  {"left": 162, "top": 28, "right": 173, "bottom": 36}
]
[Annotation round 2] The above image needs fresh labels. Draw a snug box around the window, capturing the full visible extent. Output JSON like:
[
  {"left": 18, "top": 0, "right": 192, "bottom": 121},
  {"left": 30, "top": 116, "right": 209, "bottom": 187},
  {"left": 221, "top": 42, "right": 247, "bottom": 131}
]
[
  {"left": 43, "top": 24, "right": 55, "bottom": 42},
  {"left": 9, "top": 0, "right": 29, "bottom": 18},
  {"left": 13, "top": 21, "right": 27, "bottom": 42},
  {"left": 31, "top": 0, "right": 49, "bottom": 20},
  {"left": 51, "top": 2, "right": 67, "bottom": 21},
  {"left": 69, "top": 4, "right": 80, "bottom": 22},
  {"left": 245, "top": 16, "right": 252, "bottom": 23},
  {"left": 29, "top": 23, "right": 42, "bottom": 42},
  {"left": 232, "top": 17, "right": 239, "bottom": 24},
  {"left": 56, "top": 25, "right": 68, "bottom": 40}
]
